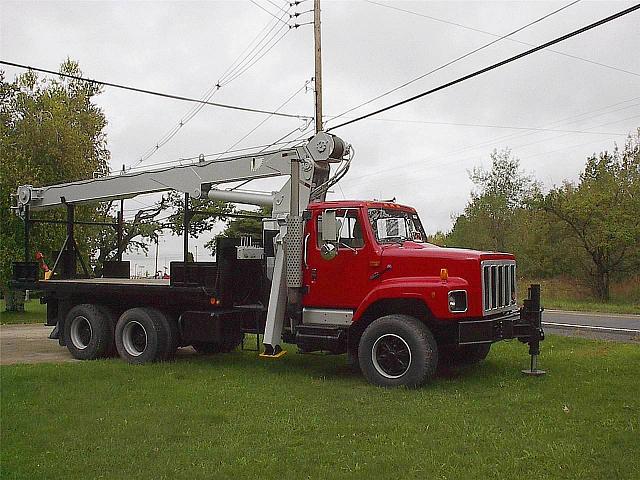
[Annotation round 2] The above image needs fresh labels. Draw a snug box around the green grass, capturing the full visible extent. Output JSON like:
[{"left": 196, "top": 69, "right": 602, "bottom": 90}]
[
  {"left": 0, "top": 300, "right": 46, "bottom": 325},
  {"left": 519, "top": 277, "right": 640, "bottom": 315},
  {"left": 1, "top": 336, "right": 639, "bottom": 479}
]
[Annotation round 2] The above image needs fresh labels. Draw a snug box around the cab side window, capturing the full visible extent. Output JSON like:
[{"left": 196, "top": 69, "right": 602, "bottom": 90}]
[{"left": 317, "top": 209, "right": 365, "bottom": 249}]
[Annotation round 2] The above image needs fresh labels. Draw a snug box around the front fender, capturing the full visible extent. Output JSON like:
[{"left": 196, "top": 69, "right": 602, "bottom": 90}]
[{"left": 353, "top": 276, "right": 470, "bottom": 322}]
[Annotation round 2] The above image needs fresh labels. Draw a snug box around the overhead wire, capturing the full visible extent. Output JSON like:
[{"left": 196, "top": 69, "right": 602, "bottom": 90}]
[
  {"left": 134, "top": 0, "right": 296, "bottom": 167},
  {"left": 249, "top": 0, "right": 292, "bottom": 25},
  {"left": 340, "top": 110, "right": 640, "bottom": 189},
  {"left": 326, "top": 0, "right": 583, "bottom": 127},
  {"left": 216, "top": 78, "right": 313, "bottom": 159},
  {"left": 337, "top": 98, "right": 640, "bottom": 186},
  {"left": 365, "top": 0, "right": 640, "bottom": 79},
  {"left": 327, "top": 3, "right": 640, "bottom": 131},
  {"left": 0, "top": 60, "right": 307, "bottom": 119},
  {"left": 322, "top": 115, "right": 628, "bottom": 135}
]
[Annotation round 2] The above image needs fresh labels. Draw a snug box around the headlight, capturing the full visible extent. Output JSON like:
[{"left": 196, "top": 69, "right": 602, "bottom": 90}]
[{"left": 448, "top": 290, "right": 468, "bottom": 313}]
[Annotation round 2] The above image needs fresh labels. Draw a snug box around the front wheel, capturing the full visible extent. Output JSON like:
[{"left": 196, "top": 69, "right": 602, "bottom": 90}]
[{"left": 358, "top": 314, "right": 438, "bottom": 388}]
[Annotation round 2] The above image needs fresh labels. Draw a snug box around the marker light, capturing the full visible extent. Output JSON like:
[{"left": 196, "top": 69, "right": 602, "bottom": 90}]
[{"left": 440, "top": 268, "right": 448, "bottom": 281}]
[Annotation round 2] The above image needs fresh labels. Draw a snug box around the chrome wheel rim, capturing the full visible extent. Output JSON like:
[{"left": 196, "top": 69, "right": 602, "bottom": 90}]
[
  {"left": 122, "top": 321, "right": 147, "bottom": 357},
  {"left": 70, "top": 315, "right": 92, "bottom": 350},
  {"left": 372, "top": 333, "right": 412, "bottom": 379}
]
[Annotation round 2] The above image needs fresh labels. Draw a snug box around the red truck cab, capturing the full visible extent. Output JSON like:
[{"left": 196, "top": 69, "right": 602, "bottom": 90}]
[{"left": 297, "top": 200, "right": 542, "bottom": 387}]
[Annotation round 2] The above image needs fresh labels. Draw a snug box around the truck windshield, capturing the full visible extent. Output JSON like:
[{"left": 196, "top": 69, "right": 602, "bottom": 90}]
[{"left": 368, "top": 208, "right": 427, "bottom": 244}]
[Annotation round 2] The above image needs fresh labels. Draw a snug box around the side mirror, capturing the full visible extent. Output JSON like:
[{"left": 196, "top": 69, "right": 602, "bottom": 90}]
[
  {"left": 321, "top": 210, "right": 338, "bottom": 242},
  {"left": 320, "top": 242, "right": 338, "bottom": 261}
]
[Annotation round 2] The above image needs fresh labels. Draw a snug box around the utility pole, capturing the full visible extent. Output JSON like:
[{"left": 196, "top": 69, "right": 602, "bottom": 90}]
[{"left": 314, "top": 0, "right": 323, "bottom": 133}]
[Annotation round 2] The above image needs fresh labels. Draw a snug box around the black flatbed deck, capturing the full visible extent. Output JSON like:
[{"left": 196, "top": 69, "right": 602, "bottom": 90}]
[
  {"left": 43, "top": 278, "right": 171, "bottom": 286},
  {"left": 38, "top": 277, "right": 217, "bottom": 312}
]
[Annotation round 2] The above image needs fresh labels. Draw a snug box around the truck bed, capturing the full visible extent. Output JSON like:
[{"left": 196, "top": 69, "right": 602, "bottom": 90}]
[{"left": 43, "top": 278, "right": 170, "bottom": 286}]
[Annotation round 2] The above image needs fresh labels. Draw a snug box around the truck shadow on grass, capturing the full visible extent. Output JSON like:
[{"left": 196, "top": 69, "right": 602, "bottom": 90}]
[{"left": 170, "top": 346, "right": 498, "bottom": 387}]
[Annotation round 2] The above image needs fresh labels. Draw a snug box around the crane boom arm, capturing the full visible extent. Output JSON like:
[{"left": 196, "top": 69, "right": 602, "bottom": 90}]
[{"left": 15, "top": 132, "right": 346, "bottom": 212}]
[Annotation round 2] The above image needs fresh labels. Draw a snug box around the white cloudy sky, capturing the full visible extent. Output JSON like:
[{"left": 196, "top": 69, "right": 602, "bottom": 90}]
[{"left": 2, "top": 0, "right": 639, "bottom": 272}]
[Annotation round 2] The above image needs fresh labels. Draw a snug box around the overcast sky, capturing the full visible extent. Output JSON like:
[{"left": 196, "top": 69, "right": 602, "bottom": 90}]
[{"left": 2, "top": 0, "right": 639, "bottom": 271}]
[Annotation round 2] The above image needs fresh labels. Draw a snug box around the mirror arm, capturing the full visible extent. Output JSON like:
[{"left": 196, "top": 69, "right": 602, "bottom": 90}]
[{"left": 338, "top": 242, "right": 358, "bottom": 254}]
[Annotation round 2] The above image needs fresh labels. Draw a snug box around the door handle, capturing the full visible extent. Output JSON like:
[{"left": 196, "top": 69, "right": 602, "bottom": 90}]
[
  {"left": 303, "top": 233, "right": 310, "bottom": 268},
  {"left": 370, "top": 264, "right": 392, "bottom": 280}
]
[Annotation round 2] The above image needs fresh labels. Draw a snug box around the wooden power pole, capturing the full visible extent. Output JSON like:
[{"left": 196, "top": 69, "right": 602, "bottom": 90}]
[{"left": 314, "top": 0, "right": 323, "bottom": 133}]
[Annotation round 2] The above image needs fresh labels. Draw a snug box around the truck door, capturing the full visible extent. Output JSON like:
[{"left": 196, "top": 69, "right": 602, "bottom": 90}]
[{"left": 303, "top": 208, "right": 373, "bottom": 308}]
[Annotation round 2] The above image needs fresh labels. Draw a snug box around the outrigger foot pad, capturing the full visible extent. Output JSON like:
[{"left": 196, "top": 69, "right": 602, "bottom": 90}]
[
  {"left": 259, "top": 344, "right": 287, "bottom": 359},
  {"left": 522, "top": 354, "right": 546, "bottom": 376}
]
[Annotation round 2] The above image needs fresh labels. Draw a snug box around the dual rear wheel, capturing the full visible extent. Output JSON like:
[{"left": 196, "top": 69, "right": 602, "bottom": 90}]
[{"left": 63, "top": 305, "right": 179, "bottom": 363}]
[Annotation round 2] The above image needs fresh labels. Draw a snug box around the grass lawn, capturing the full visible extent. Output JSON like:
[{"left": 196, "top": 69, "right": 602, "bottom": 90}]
[
  {"left": 0, "top": 300, "right": 46, "bottom": 325},
  {"left": 519, "top": 277, "right": 640, "bottom": 315},
  {"left": 1, "top": 335, "right": 638, "bottom": 479}
]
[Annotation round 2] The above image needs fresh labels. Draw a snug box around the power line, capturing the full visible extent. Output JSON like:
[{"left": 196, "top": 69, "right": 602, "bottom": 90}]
[
  {"left": 365, "top": 0, "right": 640, "bottom": 79},
  {"left": 250, "top": 0, "right": 291, "bottom": 25},
  {"left": 134, "top": 1, "right": 291, "bottom": 168},
  {"left": 336, "top": 99, "right": 640, "bottom": 185},
  {"left": 266, "top": 0, "right": 290, "bottom": 15},
  {"left": 327, "top": 3, "right": 640, "bottom": 131},
  {"left": 0, "top": 60, "right": 308, "bottom": 120},
  {"left": 217, "top": 79, "right": 312, "bottom": 158},
  {"left": 135, "top": 0, "right": 294, "bottom": 166},
  {"left": 218, "top": 2, "right": 292, "bottom": 85},
  {"left": 323, "top": 115, "right": 628, "bottom": 135},
  {"left": 340, "top": 112, "right": 640, "bottom": 188},
  {"left": 327, "top": 0, "right": 582, "bottom": 125}
]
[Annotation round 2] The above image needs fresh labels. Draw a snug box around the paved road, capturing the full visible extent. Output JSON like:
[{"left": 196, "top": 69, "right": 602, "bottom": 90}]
[
  {"left": 0, "top": 324, "right": 76, "bottom": 365},
  {"left": 542, "top": 310, "right": 640, "bottom": 342}
]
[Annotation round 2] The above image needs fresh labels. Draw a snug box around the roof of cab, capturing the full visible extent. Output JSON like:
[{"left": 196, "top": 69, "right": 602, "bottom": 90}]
[{"left": 307, "top": 200, "right": 416, "bottom": 212}]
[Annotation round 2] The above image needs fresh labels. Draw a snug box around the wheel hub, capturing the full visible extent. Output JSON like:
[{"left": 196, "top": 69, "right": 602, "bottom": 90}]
[
  {"left": 372, "top": 333, "right": 412, "bottom": 379},
  {"left": 70, "top": 315, "right": 92, "bottom": 350},
  {"left": 122, "top": 321, "right": 147, "bottom": 357}
]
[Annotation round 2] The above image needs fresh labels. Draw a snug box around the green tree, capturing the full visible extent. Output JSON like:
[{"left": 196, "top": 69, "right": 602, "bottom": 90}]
[
  {"left": 0, "top": 60, "right": 109, "bottom": 308},
  {"left": 448, "top": 149, "right": 537, "bottom": 252},
  {"left": 205, "top": 207, "right": 270, "bottom": 255},
  {"left": 537, "top": 130, "right": 640, "bottom": 301}
]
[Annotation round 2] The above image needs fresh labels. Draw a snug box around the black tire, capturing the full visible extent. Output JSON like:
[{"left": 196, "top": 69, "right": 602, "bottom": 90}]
[
  {"left": 358, "top": 314, "right": 438, "bottom": 388},
  {"left": 147, "top": 309, "right": 180, "bottom": 360},
  {"left": 94, "top": 305, "right": 117, "bottom": 356},
  {"left": 115, "top": 308, "right": 169, "bottom": 364},
  {"left": 63, "top": 304, "right": 114, "bottom": 360}
]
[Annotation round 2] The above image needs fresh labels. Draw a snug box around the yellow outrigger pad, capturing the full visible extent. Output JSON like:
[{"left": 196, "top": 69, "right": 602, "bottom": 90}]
[{"left": 259, "top": 350, "right": 288, "bottom": 359}]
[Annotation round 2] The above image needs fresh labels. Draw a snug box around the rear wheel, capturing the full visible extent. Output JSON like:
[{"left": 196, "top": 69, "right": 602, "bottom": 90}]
[
  {"left": 147, "top": 309, "right": 180, "bottom": 360},
  {"left": 63, "top": 304, "right": 114, "bottom": 360},
  {"left": 358, "top": 314, "right": 438, "bottom": 388},
  {"left": 115, "top": 308, "right": 169, "bottom": 364}
]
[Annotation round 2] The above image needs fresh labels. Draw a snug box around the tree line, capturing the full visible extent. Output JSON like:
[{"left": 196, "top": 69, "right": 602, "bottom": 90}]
[{"left": 430, "top": 133, "right": 640, "bottom": 301}]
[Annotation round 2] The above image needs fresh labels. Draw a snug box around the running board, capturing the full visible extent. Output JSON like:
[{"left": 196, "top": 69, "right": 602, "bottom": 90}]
[{"left": 295, "top": 325, "right": 347, "bottom": 354}]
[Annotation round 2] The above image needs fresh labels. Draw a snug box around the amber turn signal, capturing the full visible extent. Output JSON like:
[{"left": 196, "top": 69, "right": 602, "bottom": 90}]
[{"left": 440, "top": 268, "right": 448, "bottom": 281}]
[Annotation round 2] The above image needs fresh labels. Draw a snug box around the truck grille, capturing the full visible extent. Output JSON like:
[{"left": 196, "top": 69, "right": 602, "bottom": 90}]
[{"left": 481, "top": 260, "right": 517, "bottom": 315}]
